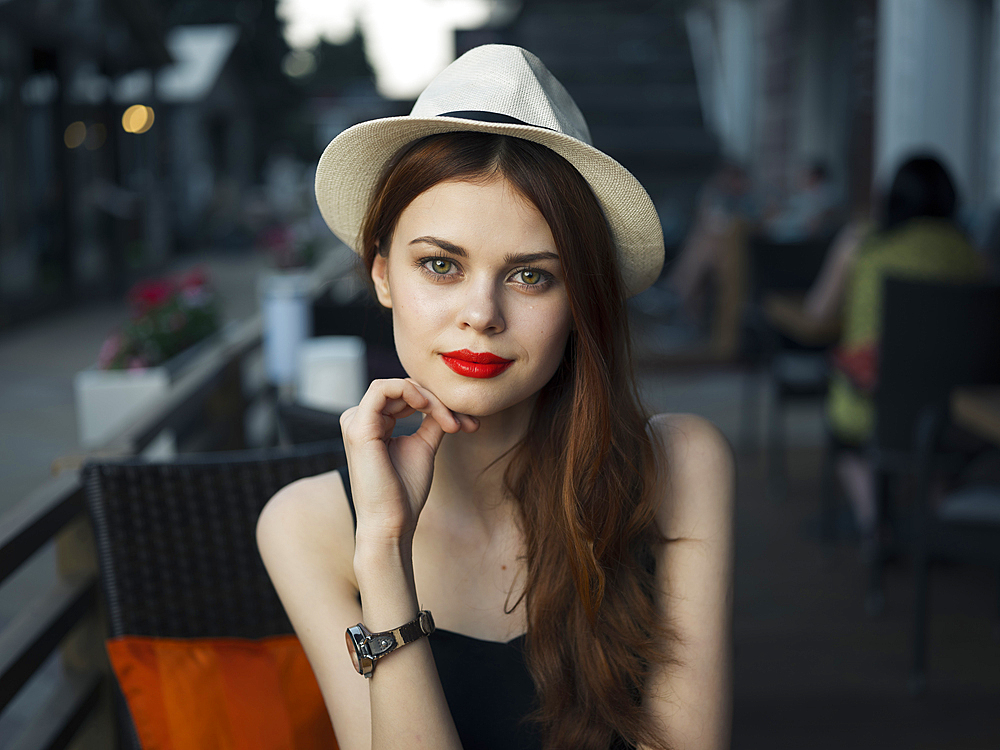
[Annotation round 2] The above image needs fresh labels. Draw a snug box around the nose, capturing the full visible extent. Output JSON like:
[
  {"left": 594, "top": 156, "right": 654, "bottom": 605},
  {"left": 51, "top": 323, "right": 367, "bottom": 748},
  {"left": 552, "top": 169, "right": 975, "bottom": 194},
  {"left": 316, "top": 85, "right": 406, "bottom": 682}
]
[{"left": 456, "top": 278, "right": 505, "bottom": 334}]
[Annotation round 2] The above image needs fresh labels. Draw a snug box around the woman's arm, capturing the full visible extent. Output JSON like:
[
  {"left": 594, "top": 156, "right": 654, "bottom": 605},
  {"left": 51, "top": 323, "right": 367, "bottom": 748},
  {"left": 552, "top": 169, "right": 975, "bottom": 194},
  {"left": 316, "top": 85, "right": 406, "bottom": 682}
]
[
  {"left": 257, "top": 471, "right": 373, "bottom": 749},
  {"left": 803, "top": 219, "right": 867, "bottom": 321},
  {"left": 642, "top": 414, "right": 735, "bottom": 750},
  {"left": 258, "top": 378, "right": 477, "bottom": 750}
]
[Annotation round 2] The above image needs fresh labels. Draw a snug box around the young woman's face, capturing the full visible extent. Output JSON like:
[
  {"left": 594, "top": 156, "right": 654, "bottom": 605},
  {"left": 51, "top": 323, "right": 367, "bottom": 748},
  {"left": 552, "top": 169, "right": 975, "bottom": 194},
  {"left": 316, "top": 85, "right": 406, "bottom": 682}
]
[{"left": 371, "top": 177, "right": 573, "bottom": 418}]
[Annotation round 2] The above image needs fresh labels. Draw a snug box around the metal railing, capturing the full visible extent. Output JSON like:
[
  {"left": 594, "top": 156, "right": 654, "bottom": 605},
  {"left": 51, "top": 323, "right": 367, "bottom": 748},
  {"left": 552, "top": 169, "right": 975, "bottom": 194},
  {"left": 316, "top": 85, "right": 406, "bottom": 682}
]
[{"left": 0, "top": 315, "right": 264, "bottom": 750}]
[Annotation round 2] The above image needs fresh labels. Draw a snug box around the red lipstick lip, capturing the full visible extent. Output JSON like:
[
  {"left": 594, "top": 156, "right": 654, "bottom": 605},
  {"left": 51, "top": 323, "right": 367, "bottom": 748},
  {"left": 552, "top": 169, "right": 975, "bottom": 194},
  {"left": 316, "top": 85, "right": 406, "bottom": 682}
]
[
  {"left": 440, "top": 349, "right": 512, "bottom": 364},
  {"left": 440, "top": 350, "right": 513, "bottom": 379}
]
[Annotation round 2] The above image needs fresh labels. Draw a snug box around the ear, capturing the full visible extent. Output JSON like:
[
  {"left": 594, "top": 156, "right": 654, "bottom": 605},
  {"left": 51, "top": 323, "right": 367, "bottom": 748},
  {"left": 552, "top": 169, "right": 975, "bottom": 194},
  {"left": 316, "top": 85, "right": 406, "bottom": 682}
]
[{"left": 371, "top": 254, "right": 392, "bottom": 309}]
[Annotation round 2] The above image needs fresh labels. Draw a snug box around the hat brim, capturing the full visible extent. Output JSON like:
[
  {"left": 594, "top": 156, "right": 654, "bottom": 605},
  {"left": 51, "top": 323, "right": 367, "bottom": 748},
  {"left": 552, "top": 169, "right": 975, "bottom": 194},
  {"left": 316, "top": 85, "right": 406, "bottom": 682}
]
[{"left": 315, "top": 115, "right": 664, "bottom": 297}]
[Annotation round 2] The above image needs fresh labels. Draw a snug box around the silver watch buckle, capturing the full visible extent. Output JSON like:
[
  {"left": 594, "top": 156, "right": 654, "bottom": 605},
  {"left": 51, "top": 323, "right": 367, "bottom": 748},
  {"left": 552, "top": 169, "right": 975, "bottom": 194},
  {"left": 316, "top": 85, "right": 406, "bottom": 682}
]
[{"left": 368, "top": 633, "right": 398, "bottom": 657}]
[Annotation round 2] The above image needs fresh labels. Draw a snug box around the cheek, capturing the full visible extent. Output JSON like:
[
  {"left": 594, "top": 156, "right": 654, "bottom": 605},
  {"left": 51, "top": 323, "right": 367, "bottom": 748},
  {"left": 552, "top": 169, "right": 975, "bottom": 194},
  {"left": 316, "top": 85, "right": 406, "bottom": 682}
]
[
  {"left": 387, "top": 284, "right": 446, "bottom": 367},
  {"left": 395, "top": 281, "right": 452, "bottom": 326},
  {"left": 541, "top": 312, "right": 572, "bottom": 351},
  {"left": 521, "top": 300, "right": 574, "bottom": 370}
]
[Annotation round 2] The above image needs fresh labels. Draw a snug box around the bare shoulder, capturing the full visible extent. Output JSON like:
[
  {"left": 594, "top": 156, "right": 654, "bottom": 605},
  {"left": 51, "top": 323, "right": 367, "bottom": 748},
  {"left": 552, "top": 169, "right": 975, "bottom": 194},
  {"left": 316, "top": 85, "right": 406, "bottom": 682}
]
[
  {"left": 257, "top": 470, "right": 371, "bottom": 749},
  {"left": 256, "top": 468, "right": 357, "bottom": 593},
  {"left": 642, "top": 415, "right": 735, "bottom": 748},
  {"left": 648, "top": 413, "right": 734, "bottom": 541},
  {"left": 649, "top": 412, "right": 731, "bottom": 459}
]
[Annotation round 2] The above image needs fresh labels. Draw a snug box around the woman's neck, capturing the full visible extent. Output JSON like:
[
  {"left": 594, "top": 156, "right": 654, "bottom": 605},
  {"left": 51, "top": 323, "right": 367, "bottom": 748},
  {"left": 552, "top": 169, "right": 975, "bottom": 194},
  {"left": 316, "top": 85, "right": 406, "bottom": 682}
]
[{"left": 426, "top": 396, "right": 535, "bottom": 526}]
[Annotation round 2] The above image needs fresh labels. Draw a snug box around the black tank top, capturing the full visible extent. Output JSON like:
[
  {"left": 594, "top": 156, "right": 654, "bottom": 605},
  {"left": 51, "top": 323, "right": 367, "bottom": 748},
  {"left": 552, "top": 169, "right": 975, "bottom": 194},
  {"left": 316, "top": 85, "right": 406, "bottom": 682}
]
[{"left": 338, "top": 468, "right": 543, "bottom": 750}]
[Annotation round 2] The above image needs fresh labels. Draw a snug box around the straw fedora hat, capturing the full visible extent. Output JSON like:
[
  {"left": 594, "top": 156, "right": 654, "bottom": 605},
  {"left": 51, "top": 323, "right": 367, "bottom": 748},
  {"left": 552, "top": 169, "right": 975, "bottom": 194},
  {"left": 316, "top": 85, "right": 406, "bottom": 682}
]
[{"left": 315, "top": 44, "right": 664, "bottom": 297}]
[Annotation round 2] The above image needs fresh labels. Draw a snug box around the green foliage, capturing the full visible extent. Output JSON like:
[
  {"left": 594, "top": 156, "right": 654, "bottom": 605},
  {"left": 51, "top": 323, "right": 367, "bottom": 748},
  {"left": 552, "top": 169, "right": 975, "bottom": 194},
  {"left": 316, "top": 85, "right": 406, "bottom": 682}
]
[{"left": 97, "top": 267, "right": 221, "bottom": 370}]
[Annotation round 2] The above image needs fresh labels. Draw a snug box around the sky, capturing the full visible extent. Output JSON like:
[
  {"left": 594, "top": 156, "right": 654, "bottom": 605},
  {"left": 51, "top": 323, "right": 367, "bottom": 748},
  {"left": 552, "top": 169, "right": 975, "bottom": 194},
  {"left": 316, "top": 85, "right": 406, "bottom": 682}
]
[{"left": 276, "top": 0, "right": 498, "bottom": 99}]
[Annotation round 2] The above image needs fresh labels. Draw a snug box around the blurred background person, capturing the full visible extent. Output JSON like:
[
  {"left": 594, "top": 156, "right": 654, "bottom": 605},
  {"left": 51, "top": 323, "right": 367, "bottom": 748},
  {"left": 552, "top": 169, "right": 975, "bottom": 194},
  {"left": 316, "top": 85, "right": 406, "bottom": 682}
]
[
  {"left": 660, "top": 159, "right": 843, "bottom": 356},
  {"left": 821, "top": 154, "right": 986, "bottom": 539},
  {"left": 762, "top": 160, "right": 841, "bottom": 242},
  {"left": 664, "top": 161, "right": 753, "bottom": 327}
]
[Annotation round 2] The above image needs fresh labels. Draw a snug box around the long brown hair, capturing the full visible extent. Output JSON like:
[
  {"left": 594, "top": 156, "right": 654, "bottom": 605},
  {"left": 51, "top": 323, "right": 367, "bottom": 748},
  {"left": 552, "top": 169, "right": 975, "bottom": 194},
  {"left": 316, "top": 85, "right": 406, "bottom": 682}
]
[{"left": 360, "top": 132, "right": 673, "bottom": 750}]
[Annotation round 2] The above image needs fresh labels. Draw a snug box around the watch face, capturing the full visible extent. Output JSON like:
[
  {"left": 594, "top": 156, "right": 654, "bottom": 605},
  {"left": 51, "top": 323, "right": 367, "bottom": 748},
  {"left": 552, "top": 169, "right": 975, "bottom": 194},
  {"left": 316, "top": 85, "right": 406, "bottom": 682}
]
[
  {"left": 346, "top": 629, "right": 362, "bottom": 674},
  {"left": 346, "top": 624, "right": 372, "bottom": 676}
]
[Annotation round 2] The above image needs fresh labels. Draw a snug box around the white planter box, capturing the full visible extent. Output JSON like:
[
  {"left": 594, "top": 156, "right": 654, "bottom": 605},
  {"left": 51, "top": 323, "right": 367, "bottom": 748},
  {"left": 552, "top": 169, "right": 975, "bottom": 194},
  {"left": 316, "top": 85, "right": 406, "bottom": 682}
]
[
  {"left": 74, "top": 367, "right": 172, "bottom": 451},
  {"left": 73, "top": 336, "right": 215, "bottom": 454}
]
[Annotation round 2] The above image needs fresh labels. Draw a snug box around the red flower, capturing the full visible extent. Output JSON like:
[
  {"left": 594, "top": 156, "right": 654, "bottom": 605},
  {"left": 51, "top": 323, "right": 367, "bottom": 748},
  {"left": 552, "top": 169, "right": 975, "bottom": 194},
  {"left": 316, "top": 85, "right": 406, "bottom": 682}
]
[
  {"left": 128, "top": 278, "right": 176, "bottom": 313},
  {"left": 178, "top": 266, "right": 209, "bottom": 291}
]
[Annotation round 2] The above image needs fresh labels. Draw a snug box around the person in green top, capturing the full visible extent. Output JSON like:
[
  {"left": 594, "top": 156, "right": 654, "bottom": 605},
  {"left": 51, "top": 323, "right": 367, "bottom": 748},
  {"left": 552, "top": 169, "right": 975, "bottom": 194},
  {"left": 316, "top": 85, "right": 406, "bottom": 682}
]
[{"left": 826, "top": 155, "right": 985, "bottom": 536}]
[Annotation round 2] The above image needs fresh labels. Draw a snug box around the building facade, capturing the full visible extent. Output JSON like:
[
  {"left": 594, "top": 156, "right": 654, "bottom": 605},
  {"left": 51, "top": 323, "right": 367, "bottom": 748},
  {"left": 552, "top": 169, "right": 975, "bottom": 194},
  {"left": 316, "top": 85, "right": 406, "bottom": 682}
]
[{"left": 692, "top": 0, "right": 1000, "bottom": 234}]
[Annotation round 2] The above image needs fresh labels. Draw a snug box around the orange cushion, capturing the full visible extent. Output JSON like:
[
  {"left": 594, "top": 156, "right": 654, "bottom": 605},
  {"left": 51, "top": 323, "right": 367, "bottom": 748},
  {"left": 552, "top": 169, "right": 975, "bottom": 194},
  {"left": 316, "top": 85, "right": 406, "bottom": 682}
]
[{"left": 106, "top": 635, "right": 338, "bottom": 750}]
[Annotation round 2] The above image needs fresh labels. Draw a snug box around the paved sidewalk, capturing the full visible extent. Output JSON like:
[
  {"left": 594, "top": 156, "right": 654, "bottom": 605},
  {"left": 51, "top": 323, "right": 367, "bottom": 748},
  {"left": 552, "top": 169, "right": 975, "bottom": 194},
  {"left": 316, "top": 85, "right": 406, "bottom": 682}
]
[
  {"left": 0, "top": 249, "right": 270, "bottom": 516},
  {"left": 0, "top": 248, "right": 272, "bottom": 749}
]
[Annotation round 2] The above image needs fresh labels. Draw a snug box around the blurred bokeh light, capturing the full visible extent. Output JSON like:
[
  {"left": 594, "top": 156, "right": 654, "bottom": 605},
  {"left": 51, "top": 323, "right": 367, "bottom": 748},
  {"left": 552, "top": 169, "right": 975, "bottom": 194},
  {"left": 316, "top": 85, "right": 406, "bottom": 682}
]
[
  {"left": 122, "top": 105, "right": 156, "bottom": 134},
  {"left": 63, "top": 121, "right": 87, "bottom": 149}
]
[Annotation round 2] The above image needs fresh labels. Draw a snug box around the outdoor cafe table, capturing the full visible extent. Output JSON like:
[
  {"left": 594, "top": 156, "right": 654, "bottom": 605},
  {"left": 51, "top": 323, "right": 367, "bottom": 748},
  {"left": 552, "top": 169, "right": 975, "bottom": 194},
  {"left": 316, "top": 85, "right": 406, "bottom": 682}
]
[{"left": 951, "top": 386, "right": 1000, "bottom": 447}]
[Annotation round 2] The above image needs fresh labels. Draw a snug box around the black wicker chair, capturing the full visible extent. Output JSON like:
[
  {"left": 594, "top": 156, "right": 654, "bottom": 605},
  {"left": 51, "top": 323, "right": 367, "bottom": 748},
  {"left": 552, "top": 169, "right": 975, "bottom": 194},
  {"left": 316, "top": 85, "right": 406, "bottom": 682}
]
[
  {"left": 276, "top": 400, "right": 345, "bottom": 445},
  {"left": 742, "top": 235, "right": 834, "bottom": 499},
  {"left": 82, "top": 440, "right": 346, "bottom": 748},
  {"left": 910, "top": 406, "right": 1000, "bottom": 692},
  {"left": 832, "top": 279, "right": 1000, "bottom": 612},
  {"left": 275, "top": 400, "right": 422, "bottom": 446}
]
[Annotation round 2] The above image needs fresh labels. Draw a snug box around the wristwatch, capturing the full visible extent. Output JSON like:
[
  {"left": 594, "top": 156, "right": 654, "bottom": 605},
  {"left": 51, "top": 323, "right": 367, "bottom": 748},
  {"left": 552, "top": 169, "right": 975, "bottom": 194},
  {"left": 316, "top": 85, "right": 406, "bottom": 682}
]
[{"left": 345, "top": 610, "right": 435, "bottom": 678}]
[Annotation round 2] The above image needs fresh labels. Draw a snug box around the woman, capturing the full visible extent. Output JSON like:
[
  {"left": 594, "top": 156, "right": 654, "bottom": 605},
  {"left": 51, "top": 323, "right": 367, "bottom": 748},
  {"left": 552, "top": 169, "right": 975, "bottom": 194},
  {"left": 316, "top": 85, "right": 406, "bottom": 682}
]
[
  {"left": 257, "top": 45, "right": 733, "bottom": 750},
  {"left": 824, "top": 155, "right": 984, "bottom": 536},
  {"left": 780, "top": 155, "right": 984, "bottom": 536},
  {"left": 665, "top": 161, "right": 752, "bottom": 324}
]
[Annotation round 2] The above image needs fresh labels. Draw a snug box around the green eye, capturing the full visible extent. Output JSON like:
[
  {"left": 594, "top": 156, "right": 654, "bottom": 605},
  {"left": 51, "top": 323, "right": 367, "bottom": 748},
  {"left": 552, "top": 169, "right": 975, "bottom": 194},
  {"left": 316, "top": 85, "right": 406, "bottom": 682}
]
[
  {"left": 429, "top": 259, "right": 453, "bottom": 274},
  {"left": 518, "top": 269, "right": 542, "bottom": 285}
]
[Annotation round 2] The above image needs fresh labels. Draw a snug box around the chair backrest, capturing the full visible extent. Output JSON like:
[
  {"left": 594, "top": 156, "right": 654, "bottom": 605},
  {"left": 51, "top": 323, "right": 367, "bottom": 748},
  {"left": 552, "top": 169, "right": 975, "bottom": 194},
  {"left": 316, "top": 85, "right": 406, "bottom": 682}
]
[
  {"left": 876, "top": 278, "right": 1000, "bottom": 452},
  {"left": 748, "top": 235, "right": 833, "bottom": 301},
  {"left": 277, "top": 400, "right": 344, "bottom": 445},
  {"left": 83, "top": 440, "right": 346, "bottom": 639},
  {"left": 312, "top": 291, "right": 395, "bottom": 349},
  {"left": 977, "top": 206, "right": 1000, "bottom": 283}
]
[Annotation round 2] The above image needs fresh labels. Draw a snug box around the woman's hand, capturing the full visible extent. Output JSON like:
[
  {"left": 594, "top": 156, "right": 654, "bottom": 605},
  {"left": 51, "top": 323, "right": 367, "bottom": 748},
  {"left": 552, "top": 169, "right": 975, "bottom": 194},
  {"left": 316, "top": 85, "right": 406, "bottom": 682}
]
[{"left": 340, "top": 378, "right": 478, "bottom": 547}]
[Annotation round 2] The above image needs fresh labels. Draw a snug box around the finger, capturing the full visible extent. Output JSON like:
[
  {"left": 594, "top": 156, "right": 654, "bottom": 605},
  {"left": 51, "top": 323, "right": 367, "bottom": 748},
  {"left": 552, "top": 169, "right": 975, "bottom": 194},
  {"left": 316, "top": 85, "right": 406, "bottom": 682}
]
[
  {"left": 352, "top": 379, "right": 458, "bottom": 443},
  {"left": 405, "top": 382, "right": 458, "bottom": 432},
  {"left": 363, "top": 379, "right": 430, "bottom": 411},
  {"left": 455, "top": 413, "right": 479, "bottom": 433},
  {"left": 350, "top": 379, "right": 430, "bottom": 437},
  {"left": 339, "top": 406, "right": 357, "bottom": 431},
  {"left": 382, "top": 399, "right": 417, "bottom": 419},
  {"left": 405, "top": 380, "right": 461, "bottom": 432},
  {"left": 413, "top": 411, "right": 447, "bottom": 452},
  {"left": 389, "top": 405, "right": 418, "bottom": 421},
  {"left": 379, "top": 412, "right": 397, "bottom": 434},
  {"left": 378, "top": 405, "right": 417, "bottom": 429}
]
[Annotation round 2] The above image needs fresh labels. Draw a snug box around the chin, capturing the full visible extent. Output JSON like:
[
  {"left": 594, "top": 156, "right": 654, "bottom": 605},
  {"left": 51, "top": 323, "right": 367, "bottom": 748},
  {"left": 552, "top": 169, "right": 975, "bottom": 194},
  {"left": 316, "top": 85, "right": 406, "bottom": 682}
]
[
  {"left": 402, "top": 363, "right": 539, "bottom": 419},
  {"left": 430, "top": 379, "right": 530, "bottom": 419}
]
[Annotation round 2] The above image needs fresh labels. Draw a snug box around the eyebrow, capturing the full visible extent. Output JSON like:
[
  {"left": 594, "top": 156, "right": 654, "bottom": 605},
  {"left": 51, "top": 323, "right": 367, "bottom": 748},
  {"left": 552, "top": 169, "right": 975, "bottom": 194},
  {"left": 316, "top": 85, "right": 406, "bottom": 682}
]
[
  {"left": 408, "top": 236, "right": 560, "bottom": 265},
  {"left": 410, "top": 236, "right": 467, "bottom": 257},
  {"left": 504, "top": 251, "right": 560, "bottom": 265}
]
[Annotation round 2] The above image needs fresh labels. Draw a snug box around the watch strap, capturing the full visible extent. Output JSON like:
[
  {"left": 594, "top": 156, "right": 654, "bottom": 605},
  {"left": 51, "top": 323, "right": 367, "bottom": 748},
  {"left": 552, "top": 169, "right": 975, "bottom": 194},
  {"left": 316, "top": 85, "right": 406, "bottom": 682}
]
[
  {"left": 369, "top": 610, "right": 435, "bottom": 657},
  {"left": 395, "top": 610, "right": 434, "bottom": 645}
]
